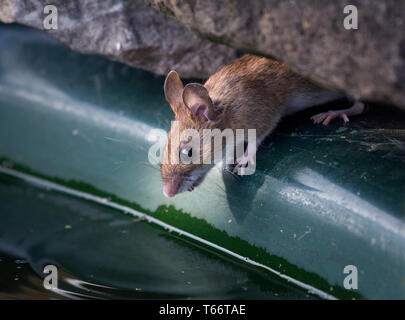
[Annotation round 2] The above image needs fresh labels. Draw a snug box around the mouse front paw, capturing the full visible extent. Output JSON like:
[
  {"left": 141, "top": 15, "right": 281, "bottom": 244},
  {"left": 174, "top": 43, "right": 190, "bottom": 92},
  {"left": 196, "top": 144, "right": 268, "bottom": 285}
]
[
  {"left": 232, "top": 156, "right": 256, "bottom": 175},
  {"left": 232, "top": 157, "right": 248, "bottom": 174}
]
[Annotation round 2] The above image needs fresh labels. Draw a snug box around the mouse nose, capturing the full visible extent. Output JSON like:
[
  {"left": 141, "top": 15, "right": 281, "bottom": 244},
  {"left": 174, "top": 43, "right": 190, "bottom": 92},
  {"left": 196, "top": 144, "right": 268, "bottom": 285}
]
[
  {"left": 163, "top": 178, "right": 181, "bottom": 197},
  {"left": 163, "top": 184, "right": 177, "bottom": 197}
]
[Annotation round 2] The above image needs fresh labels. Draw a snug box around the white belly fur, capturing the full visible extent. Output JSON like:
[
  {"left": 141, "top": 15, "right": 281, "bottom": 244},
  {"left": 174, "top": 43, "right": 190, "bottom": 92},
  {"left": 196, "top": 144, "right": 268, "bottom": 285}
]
[{"left": 283, "top": 91, "right": 344, "bottom": 116}]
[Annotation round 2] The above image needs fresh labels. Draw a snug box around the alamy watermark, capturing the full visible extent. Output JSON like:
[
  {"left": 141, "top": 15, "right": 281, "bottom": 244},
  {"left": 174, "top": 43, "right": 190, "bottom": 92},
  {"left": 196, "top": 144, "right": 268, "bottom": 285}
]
[
  {"left": 148, "top": 122, "right": 257, "bottom": 175},
  {"left": 43, "top": 264, "right": 58, "bottom": 290},
  {"left": 41, "top": 3, "right": 358, "bottom": 32},
  {"left": 343, "top": 5, "right": 358, "bottom": 30},
  {"left": 343, "top": 265, "right": 358, "bottom": 290},
  {"left": 43, "top": 5, "right": 58, "bottom": 30}
]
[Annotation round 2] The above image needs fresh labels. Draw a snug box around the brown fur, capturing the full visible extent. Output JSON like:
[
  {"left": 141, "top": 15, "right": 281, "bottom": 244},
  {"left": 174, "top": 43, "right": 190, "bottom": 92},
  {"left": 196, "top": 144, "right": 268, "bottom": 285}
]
[
  {"left": 204, "top": 55, "right": 319, "bottom": 137},
  {"left": 161, "top": 54, "right": 326, "bottom": 196}
]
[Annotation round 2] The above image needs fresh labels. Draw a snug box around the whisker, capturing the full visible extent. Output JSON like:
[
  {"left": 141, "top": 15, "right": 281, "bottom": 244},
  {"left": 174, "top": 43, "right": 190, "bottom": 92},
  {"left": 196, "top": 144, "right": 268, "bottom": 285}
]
[
  {"left": 104, "top": 136, "right": 133, "bottom": 143},
  {"left": 140, "top": 161, "right": 161, "bottom": 173}
]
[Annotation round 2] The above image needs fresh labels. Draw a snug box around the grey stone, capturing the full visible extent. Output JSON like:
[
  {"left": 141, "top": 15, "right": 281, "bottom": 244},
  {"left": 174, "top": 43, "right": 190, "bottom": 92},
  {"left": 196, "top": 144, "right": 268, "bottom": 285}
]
[
  {"left": 0, "top": 0, "right": 238, "bottom": 79},
  {"left": 148, "top": 0, "right": 405, "bottom": 109},
  {"left": 1, "top": 0, "right": 404, "bottom": 109}
]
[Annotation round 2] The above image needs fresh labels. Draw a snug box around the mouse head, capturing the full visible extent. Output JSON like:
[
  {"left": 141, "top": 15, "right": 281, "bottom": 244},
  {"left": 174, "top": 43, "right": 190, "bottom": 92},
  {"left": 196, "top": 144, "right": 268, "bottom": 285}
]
[{"left": 161, "top": 70, "right": 222, "bottom": 197}]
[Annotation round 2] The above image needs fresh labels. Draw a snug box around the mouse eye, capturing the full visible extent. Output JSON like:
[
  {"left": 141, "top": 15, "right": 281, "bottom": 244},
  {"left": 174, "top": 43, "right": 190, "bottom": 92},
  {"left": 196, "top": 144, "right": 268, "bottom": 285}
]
[
  {"left": 181, "top": 147, "right": 192, "bottom": 158},
  {"left": 179, "top": 147, "right": 193, "bottom": 164}
]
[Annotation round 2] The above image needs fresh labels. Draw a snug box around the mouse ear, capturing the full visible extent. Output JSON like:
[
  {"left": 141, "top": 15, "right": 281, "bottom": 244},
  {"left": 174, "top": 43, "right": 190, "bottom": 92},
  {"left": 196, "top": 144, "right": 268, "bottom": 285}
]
[
  {"left": 182, "top": 83, "right": 216, "bottom": 122},
  {"left": 164, "top": 70, "right": 184, "bottom": 113}
]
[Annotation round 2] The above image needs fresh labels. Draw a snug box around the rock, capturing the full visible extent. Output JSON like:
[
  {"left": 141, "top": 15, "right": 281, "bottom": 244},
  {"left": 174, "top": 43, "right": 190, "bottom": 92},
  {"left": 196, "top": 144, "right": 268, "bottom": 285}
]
[
  {"left": 1, "top": 0, "right": 404, "bottom": 109},
  {"left": 0, "top": 0, "right": 15, "bottom": 23},
  {"left": 0, "top": 0, "right": 238, "bottom": 79},
  {"left": 147, "top": 0, "right": 405, "bottom": 109}
]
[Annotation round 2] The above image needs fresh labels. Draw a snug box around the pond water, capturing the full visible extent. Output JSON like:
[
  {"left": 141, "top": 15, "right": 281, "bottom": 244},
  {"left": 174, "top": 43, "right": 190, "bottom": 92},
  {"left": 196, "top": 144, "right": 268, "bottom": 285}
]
[{"left": 0, "top": 170, "right": 314, "bottom": 299}]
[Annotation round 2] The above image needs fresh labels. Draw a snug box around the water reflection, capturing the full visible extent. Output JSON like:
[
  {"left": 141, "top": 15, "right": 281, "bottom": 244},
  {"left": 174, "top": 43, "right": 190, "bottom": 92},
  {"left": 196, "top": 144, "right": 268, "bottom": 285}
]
[{"left": 0, "top": 171, "right": 316, "bottom": 300}]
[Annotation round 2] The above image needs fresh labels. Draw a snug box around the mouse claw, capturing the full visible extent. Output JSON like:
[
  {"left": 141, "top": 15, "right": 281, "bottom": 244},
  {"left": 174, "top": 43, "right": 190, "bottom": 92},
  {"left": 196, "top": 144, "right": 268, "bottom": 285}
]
[
  {"left": 311, "top": 110, "right": 350, "bottom": 126},
  {"left": 311, "top": 101, "right": 364, "bottom": 126},
  {"left": 233, "top": 157, "right": 249, "bottom": 174}
]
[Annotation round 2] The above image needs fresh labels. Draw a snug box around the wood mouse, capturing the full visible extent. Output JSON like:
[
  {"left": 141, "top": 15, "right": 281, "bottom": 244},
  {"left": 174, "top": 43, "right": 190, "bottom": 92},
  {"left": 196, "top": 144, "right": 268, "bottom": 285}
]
[{"left": 161, "top": 54, "right": 364, "bottom": 197}]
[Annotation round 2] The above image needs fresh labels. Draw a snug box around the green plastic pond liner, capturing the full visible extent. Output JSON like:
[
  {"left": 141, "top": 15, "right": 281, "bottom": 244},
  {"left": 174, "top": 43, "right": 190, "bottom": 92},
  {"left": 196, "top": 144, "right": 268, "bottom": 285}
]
[{"left": 0, "top": 24, "right": 405, "bottom": 299}]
